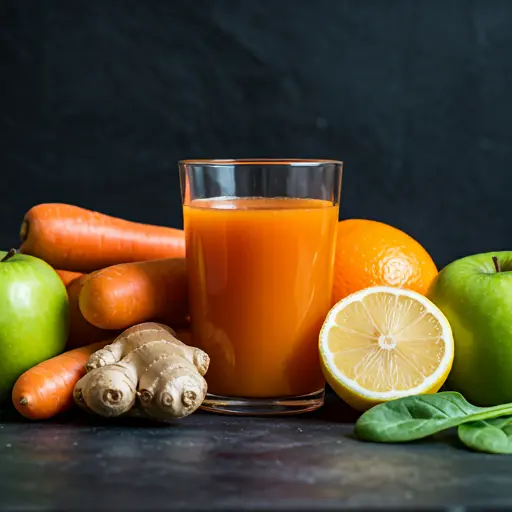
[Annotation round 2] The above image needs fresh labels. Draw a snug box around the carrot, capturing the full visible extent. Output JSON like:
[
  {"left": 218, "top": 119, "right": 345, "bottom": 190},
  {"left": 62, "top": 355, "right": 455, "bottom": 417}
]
[
  {"left": 79, "top": 258, "right": 189, "bottom": 330},
  {"left": 12, "top": 340, "right": 111, "bottom": 420},
  {"left": 55, "top": 269, "right": 84, "bottom": 287},
  {"left": 20, "top": 203, "right": 186, "bottom": 272},
  {"left": 66, "top": 275, "right": 117, "bottom": 348}
]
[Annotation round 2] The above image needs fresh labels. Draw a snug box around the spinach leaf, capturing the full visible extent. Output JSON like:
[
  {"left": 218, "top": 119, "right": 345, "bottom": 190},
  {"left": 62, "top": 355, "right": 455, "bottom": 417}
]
[
  {"left": 355, "top": 392, "right": 512, "bottom": 443},
  {"left": 458, "top": 417, "right": 512, "bottom": 454}
]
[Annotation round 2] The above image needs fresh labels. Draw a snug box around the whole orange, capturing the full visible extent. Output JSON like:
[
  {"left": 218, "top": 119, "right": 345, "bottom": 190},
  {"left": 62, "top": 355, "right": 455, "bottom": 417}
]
[{"left": 332, "top": 219, "right": 438, "bottom": 304}]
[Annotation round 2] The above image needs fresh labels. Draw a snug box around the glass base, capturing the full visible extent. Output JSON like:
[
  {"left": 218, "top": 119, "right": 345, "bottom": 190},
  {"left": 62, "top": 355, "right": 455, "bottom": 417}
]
[{"left": 200, "top": 389, "right": 325, "bottom": 416}]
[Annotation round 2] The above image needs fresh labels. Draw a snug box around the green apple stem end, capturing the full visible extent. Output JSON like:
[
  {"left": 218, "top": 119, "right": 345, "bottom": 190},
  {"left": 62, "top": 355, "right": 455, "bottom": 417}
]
[
  {"left": 1, "top": 249, "right": 18, "bottom": 263},
  {"left": 492, "top": 256, "right": 501, "bottom": 273}
]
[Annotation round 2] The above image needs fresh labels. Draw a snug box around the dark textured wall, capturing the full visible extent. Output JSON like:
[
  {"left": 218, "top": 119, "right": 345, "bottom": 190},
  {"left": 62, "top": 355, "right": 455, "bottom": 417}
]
[{"left": 2, "top": 0, "right": 512, "bottom": 268}]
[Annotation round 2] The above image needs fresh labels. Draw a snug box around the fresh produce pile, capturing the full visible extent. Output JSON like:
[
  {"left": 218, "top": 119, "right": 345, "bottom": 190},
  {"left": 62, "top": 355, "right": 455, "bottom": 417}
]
[
  {"left": 319, "top": 221, "right": 512, "bottom": 454},
  {"left": 1, "top": 202, "right": 512, "bottom": 454},
  {"left": 1, "top": 203, "right": 200, "bottom": 422}
]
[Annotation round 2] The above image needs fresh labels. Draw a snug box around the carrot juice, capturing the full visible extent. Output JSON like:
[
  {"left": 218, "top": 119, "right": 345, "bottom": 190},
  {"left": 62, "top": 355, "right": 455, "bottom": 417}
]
[{"left": 184, "top": 197, "right": 339, "bottom": 398}]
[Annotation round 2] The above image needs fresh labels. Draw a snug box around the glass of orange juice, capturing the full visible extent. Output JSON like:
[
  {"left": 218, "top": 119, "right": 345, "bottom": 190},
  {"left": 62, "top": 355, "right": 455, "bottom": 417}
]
[{"left": 179, "top": 159, "right": 343, "bottom": 415}]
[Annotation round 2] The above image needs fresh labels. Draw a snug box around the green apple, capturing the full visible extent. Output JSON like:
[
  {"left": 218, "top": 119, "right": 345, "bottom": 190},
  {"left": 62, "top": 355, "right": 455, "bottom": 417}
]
[
  {"left": 0, "top": 249, "right": 68, "bottom": 402},
  {"left": 427, "top": 251, "right": 512, "bottom": 406}
]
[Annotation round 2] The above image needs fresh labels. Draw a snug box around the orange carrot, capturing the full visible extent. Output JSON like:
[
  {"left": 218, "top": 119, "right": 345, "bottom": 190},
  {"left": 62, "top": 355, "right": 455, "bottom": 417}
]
[
  {"left": 55, "top": 269, "right": 84, "bottom": 287},
  {"left": 79, "top": 258, "right": 189, "bottom": 330},
  {"left": 12, "top": 340, "right": 111, "bottom": 420},
  {"left": 20, "top": 203, "right": 186, "bottom": 272},
  {"left": 66, "top": 275, "right": 117, "bottom": 348}
]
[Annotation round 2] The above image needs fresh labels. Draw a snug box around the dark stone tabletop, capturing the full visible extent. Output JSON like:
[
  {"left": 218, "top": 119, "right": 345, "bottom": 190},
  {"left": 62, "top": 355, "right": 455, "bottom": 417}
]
[{"left": 0, "top": 392, "right": 510, "bottom": 511}]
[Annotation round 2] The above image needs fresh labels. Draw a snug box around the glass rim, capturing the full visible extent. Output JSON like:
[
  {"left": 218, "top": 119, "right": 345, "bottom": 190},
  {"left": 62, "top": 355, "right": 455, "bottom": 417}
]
[{"left": 178, "top": 158, "right": 343, "bottom": 167}]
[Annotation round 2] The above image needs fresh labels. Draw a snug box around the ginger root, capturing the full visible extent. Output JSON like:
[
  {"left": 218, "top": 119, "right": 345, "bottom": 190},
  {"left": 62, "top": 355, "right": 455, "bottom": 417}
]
[{"left": 73, "top": 322, "right": 209, "bottom": 421}]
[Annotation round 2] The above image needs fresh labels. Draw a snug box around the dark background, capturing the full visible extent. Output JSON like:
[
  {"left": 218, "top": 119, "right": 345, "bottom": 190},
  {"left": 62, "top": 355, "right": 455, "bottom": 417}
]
[{"left": 1, "top": 0, "right": 511, "bottom": 269}]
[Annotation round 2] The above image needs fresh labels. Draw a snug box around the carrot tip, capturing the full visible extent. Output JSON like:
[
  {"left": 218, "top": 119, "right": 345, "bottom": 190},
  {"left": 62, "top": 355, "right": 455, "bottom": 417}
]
[{"left": 19, "top": 397, "right": 28, "bottom": 406}]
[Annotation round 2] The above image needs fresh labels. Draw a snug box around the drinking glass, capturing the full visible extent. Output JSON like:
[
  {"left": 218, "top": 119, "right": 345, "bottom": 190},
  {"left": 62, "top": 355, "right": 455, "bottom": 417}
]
[{"left": 179, "top": 159, "right": 343, "bottom": 415}]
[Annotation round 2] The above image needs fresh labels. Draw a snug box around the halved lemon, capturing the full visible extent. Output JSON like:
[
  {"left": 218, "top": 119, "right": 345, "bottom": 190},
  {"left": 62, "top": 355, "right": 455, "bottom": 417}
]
[{"left": 319, "top": 286, "right": 454, "bottom": 412}]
